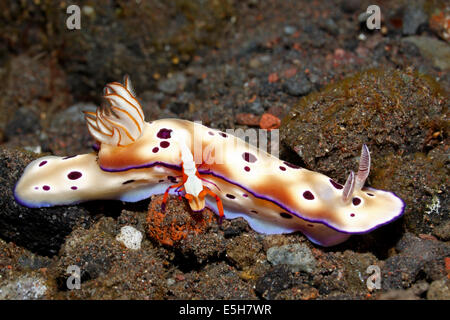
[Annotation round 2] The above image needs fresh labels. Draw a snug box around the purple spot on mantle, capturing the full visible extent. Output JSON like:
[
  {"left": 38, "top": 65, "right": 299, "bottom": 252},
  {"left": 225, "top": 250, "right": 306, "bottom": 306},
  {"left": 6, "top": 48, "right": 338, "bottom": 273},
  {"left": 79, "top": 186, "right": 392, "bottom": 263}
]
[
  {"left": 160, "top": 141, "right": 170, "bottom": 148},
  {"left": 244, "top": 166, "right": 251, "bottom": 172},
  {"left": 242, "top": 193, "right": 248, "bottom": 197},
  {"left": 330, "top": 179, "right": 343, "bottom": 190},
  {"left": 226, "top": 194, "right": 235, "bottom": 199},
  {"left": 219, "top": 132, "right": 228, "bottom": 138},
  {"left": 242, "top": 152, "right": 257, "bottom": 163},
  {"left": 283, "top": 161, "right": 301, "bottom": 169},
  {"left": 43, "top": 185, "right": 50, "bottom": 191},
  {"left": 367, "top": 193, "right": 374, "bottom": 197},
  {"left": 168, "top": 176, "right": 177, "bottom": 183},
  {"left": 279, "top": 166, "right": 286, "bottom": 171},
  {"left": 250, "top": 210, "right": 258, "bottom": 214},
  {"left": 63, "top": 155, "right": 77, "bottom": 160},
  {"left": 68, "top": 171, "right": 82, "bottom": 180},
  {"left": 350, "top": 213, "right": 355, "bottom": 217},
  {"left": 352, "top": 197, "right": 361, "bottom": 206},
  {"left": 208, "top": 131, "right": 215, "bottom": 136},
  {"left": 39, "top": 161, "right": 47, "bottom": 167},
  {"left": 152, "top": 147, "right": 159, "bottom": 153},
  {"left": 157, "top": 128, "right": 172, "bottom": 139},
  {"left": 34, "top": 187, "right": 38, "bottom": 190},
  {"left": 303, "top": 191, "right": 315, "bottom": 200},
  {"left": 71, "top": 186, "right": 78, "bottom": 190}
]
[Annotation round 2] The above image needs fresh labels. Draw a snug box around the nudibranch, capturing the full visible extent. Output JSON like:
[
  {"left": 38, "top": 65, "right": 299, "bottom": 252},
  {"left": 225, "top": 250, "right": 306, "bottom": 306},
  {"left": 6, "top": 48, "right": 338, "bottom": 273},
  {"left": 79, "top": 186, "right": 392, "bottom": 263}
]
[{"left": 14, "top": 76, "right": 405, "bottom": 246}]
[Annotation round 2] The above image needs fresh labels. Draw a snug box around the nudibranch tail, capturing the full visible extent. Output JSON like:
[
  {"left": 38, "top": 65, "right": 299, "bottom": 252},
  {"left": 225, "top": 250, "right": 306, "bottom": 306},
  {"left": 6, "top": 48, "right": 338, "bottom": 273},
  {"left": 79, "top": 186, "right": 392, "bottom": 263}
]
[{"left": 83, "top": 75, "right": 145, "bottom": 147}]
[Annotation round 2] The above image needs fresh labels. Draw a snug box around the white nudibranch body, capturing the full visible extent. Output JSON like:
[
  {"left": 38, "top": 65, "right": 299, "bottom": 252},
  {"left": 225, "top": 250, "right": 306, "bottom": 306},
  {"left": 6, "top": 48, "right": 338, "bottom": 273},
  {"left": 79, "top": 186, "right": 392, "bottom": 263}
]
[{"left": 14, "top": 76, "right": 405, "bottom": 247}]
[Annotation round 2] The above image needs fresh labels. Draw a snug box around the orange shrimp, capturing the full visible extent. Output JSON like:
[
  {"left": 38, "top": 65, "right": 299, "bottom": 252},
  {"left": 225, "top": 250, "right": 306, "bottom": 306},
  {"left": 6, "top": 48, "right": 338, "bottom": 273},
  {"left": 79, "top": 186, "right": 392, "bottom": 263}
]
[{"left": 161, "top": 134, "right": 224, "bottom": 223}]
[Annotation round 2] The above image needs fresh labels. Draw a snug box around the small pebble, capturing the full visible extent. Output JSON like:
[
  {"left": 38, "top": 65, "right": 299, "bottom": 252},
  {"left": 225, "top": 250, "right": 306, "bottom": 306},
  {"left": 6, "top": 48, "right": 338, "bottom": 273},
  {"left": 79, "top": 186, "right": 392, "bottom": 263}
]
[
  {"left": 284, "top": 25, "right": 297, "bottom": 35},
  {"left": 116, "top": 226, "right": 143, "bottom": 250},
  {"left": 236, "top": 113, "right": 260, "bottom": 126},
  {"left": 259, "top": 113, "right": 281, "bottom": 130},
  {"left": 402, "top": 4, "right": 427, "bottom": 35},
  {"left": 0, "top": 275, "right": 47, "bottom": 299},
  {"left": 283, "top": 75, "right": 312, "bottom": 97}
]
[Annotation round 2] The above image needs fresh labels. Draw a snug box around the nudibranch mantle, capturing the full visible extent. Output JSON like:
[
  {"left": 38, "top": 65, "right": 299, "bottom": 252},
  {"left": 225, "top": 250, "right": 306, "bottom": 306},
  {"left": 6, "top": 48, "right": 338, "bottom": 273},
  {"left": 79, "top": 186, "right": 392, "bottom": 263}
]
[{"left": 14, "top": 77, "right": 405, "bottom": 247}]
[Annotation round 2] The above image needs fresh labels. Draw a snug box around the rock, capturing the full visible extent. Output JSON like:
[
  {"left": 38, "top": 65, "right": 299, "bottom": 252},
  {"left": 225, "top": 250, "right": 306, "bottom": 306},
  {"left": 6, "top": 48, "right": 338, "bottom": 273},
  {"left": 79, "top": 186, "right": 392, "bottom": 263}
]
[
  {"left": 50, "top": 103, "right": 97, "bottom": 129},
  {"left": 1, "top": 1, "right": 234, "bottom": 99},
  {"left": 226, "top": 234, "right": 263, "bottom": 270},
  {"left": 116, "top": 226, "right": 143, "bottom": 250},
  {"left": 17, "top": 254, "right": 52, "bottom": 271},
  {"left": 283, "top": 25, "right": 297, "bottom": 35},
  {"left": 255, "top": 265, "right": 294, "bottom": 299},
  {"left": 57, "top": 218, "right": 118, "bottom": 283},
  {"left": 282, "top": 74, "right": 312, "bottom": 97},
  {"left": 266, "top": 243, "right": 316, "bottom": 273},
  {"left": 427, "top": 278, "right": 450, "bottom": 300},
  {"left": 168, "top": 262, "right": 257, "bottom": 299},
  {"left": 0, "top": 147, "right": 94, "bottom": 256},
  {"left": 340, "top": 0, "right": 360, "bottom": 13},
  {"left": 249, "top": 58, "right": 261, "bottom": 69},
  {"left": 235, "top": 113, "right": 261, "bottom": 126},
  {"left": 0, "top": 54, "right": 72, "bottom": 130},
  {"left": 55, "top": 217, "right": 169, "bottom": 299},
  {"left": 378, "top": 281, "right": 429, "bottom": 300},
  {"left": 157, "top": 78, "right": 178, "bottom": 95},
  {"left": 433, "top": 220, "right": 450, "bottom": 241},
  {"left": 381, "top": 255, "right": 423, "bottom": 290},
  {"left": 146, "top": 195, "right": 225, "bottom": 264},
  {"left": 319, "top": 18, "right": 339, "bottom": 36},
  {"left": 167, "top": 101, "right": 189, "bottom": 114},
  {"left": 340, "top": 251, "right": 379, "bottom": 293},
  {"left": 281, "top": 68, "right": 448, "bottom": 235},
  {"left": 244, "top": 100, "right": 264, "bottom": 115},
  {"left": 223, "top": 219, "right": 249, "bottom": 238},
  {"left": 382, "top": 233, "right": 450, "bottom": 290},
  {"left": 259, "top": 113, "right": 281, "bottom": 130},
  {"left": 403, "top": 36, "right": 450, "bottom": 70},
  {"left": 428, "top": 6, "right": 450, "bottom": 42},
  {"left": 395, "top": 232, "right": 450, "bottom": 261},
  {"left": 157, "top": 73, "right": 187, "bottom": 95},
  {"left": 0, "top": 274, "right": 48, "bottom": 299},
  {"left": 5, "top": 107, "right": 41, "bottom": 138},
  {"left": 402, "top": 3, "right": 428, "bottom": 35}
]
